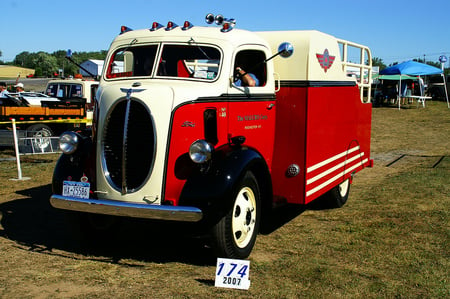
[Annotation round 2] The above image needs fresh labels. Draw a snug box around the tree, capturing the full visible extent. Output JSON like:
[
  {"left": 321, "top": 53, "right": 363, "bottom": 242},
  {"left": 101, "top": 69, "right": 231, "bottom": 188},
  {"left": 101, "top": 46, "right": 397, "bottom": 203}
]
[
  {"left": 372, "top": 57, "right": 386, "bottom": 70},
  {"left": 11, "top": 50, "right": 107, "bottom": 77},
  {"left": 13, "top": 51, "right": 28, "bottom": 66},
  {"left": 34, "top": 52, "right": 59, "bottom": 77}
]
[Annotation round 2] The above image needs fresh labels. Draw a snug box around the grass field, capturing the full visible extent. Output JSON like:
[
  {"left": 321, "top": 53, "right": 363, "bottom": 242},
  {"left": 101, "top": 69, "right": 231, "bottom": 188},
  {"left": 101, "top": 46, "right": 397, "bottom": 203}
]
[{"left": 0, "top": 101, "right": 448, "bottom": 298}]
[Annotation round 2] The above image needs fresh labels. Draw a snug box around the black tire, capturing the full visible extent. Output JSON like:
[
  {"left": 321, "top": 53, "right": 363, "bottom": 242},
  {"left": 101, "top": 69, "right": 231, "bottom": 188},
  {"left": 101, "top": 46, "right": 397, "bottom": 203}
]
[
  {"left": 27, "top": 124, "right": 54, "bottom": 151},
  {"left": 325, "top": 178, "right": 351, "bottom": 208},
  {"left": 211, "top": 171, "right": 261, "bottom": 259}
]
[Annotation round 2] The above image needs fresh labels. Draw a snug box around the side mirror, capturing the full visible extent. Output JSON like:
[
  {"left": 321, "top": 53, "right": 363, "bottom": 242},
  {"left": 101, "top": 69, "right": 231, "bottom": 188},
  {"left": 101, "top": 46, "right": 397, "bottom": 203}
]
[{"left": 278, "top": 42, "right": 294, "bottom": 58}]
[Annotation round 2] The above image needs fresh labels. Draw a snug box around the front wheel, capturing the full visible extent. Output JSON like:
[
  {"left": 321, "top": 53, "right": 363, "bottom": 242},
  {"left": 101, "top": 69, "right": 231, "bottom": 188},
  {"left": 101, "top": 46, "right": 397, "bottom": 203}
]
[{"left": 211, "top": 171, "right": 261, "bottom": 259}]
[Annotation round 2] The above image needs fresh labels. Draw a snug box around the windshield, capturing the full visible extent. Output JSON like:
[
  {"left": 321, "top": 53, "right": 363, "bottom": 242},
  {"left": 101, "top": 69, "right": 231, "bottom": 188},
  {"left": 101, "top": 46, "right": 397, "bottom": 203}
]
[
  {"left": 106, "top": 44, "right": 221, "bottom": 81},
  {"left": 46, "top": 83, "right": 83, "bottom": 99}
]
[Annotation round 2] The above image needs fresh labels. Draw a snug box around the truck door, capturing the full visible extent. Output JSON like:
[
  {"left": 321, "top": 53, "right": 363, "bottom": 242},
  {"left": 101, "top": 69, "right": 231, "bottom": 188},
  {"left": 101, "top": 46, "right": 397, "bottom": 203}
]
[{"left": 227, "top": 46, "right": 277, "bottom": 170}]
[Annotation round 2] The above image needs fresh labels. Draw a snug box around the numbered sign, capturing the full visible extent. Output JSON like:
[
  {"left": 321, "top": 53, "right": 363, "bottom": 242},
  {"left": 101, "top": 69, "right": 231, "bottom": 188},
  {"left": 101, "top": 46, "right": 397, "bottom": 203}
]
[{"left": 215, "top": 258, "right": 250, "bottom": 290}]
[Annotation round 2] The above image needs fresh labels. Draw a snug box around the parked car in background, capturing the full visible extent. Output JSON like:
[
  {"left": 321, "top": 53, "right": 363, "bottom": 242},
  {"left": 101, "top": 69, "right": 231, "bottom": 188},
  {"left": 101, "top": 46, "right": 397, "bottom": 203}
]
[{"left": 426, "top": 74, "right": 450, "bottom": 101}]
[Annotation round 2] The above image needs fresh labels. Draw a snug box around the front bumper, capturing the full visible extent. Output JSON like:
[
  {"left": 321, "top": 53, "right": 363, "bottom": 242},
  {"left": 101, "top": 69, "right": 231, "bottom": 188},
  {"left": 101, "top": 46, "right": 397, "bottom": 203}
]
[{"left": 50, "top": 195, "right": 203, "bottom": 222}]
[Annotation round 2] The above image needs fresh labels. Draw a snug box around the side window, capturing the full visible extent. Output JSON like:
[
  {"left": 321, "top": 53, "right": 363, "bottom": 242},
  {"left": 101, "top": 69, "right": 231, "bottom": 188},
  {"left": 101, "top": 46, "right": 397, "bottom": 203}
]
[
  {"left": 234, "top": 50, "right": 267, "bottom": 87},
  {"left": 70, "top": 84, "right": 83, "bottom": 98},
  {"left": 46, "top": 84, "right": 58, "bottom": 97}
]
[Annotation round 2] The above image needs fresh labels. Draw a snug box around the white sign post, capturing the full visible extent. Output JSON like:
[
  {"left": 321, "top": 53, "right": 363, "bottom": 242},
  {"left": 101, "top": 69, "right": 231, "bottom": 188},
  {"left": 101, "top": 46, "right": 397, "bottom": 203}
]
[{"left": 10, "top": 119, "right": 30, "bottom": 181}]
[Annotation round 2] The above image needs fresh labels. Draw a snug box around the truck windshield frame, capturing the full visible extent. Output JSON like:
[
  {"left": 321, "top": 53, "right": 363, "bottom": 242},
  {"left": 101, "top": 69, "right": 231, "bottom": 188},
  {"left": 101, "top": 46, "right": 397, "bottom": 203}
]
[{"left": 105, "top": 43, "right": 222, "bottom": 82}]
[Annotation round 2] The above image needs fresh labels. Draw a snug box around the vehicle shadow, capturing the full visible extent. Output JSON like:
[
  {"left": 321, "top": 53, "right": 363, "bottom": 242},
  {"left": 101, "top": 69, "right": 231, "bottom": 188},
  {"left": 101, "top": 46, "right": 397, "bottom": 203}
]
[
  {"left": 0, "top": 184, "right": 215, "bottom": 266},
  {"left": 0, "top": 184, "right": 334, "bottom": 265},
  {"left": 260, "top": 196, "right": 333, "bottom": 235},
  {"left": 260, "top": 204, "right": 306, "bottom": 234}
]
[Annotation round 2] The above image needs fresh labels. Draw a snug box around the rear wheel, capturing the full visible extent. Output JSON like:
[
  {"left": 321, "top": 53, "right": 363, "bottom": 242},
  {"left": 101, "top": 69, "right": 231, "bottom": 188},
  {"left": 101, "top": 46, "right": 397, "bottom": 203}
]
[
  {"left": 326, "top": 178, "right": 351, "bottom": 208},
  {"left": 212, "top": 171, "right": 261, "bottom": 259}
]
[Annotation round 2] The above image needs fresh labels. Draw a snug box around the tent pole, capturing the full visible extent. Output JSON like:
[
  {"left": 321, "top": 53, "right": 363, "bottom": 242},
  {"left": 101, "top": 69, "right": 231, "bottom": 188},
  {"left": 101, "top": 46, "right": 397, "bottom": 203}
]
[
  {"left": 398, "top": 76, "right": 402, "bottom": 110},
  {"left": 442, "top": 73, "right": 450, "bottom": 108}
]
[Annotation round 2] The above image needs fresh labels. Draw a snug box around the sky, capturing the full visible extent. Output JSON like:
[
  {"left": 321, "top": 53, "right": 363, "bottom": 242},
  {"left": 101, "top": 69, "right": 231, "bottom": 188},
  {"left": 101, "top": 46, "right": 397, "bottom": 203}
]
[{"left": 1, "top": 0, "right": 449, "bottom": 67}]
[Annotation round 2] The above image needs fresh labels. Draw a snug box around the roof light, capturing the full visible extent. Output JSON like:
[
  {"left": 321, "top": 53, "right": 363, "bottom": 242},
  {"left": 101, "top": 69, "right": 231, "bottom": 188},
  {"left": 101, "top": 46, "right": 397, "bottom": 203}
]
[
  {"left": 166, "top": 21, "right": 178, "bottom": 31},
  {"left": 182, "top": 21, "right": 194, "bottom": 30},
  {"left": 150, "top": 22, "right": 164, "bottom": 31},
  {"left": 120, "top": 26, "right": 133, "bottom": 34},
  {"left": 221, "top": 18, "right": 235, "bottom": 32}
]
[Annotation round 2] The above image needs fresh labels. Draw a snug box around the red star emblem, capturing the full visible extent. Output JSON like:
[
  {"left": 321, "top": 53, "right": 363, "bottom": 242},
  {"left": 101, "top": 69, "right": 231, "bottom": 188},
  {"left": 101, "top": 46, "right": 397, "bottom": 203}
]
[{"left": 316, "top": 49, "right": 335, "bottom": 72}]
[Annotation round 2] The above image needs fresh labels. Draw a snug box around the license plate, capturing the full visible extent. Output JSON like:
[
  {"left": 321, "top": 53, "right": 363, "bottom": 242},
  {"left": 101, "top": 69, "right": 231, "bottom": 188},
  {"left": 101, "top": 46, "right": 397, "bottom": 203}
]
[{"left": 62, "top": 181, "right": 90, "bottom": 199}]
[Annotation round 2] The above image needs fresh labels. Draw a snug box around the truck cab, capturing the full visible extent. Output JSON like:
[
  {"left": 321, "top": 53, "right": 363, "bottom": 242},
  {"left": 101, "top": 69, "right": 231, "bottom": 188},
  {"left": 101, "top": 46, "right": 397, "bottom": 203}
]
[
  {"left": 45, "top": 78, "right": 99, "bottom": 110},
  {"left": 50, "top": 15, "right": 372, "bottom": 259}
]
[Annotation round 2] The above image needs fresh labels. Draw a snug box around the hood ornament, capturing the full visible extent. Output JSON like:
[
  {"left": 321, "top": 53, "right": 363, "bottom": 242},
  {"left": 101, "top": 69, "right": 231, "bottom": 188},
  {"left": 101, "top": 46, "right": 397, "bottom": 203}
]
[{"left": 120, "top": 88, "right": 145, "bottom": 100}]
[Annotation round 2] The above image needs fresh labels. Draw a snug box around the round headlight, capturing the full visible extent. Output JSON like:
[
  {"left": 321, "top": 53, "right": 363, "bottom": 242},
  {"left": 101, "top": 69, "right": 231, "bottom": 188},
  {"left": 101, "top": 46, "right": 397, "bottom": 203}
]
[
  {"left": 189, "top": 140, "right": 213, "bottom": 164},
  {"left": 59, "top": 131, "right": 79, "bottom": 154}
]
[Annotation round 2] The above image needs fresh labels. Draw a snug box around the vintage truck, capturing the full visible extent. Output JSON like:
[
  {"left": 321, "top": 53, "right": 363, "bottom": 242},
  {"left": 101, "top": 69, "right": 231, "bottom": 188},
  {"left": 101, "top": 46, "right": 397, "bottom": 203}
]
[{"left": 50, "top": 14, "right": 373, "bottom": 259}]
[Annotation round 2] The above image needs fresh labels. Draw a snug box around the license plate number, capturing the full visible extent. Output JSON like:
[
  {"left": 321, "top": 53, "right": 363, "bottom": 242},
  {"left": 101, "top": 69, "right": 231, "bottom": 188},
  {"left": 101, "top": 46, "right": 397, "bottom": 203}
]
[{"left": 62, "top": 181, "right": 90, "bottom": 199}]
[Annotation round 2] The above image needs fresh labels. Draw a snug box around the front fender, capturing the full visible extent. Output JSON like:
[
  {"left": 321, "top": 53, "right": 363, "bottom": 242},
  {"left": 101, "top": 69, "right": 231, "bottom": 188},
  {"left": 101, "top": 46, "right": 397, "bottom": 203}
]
[
  {"left": 179, "top": 145, "right": 269, "bottom": 222},
  {"left": 52, "top": 135, "right": 94, "bottom": 195}
]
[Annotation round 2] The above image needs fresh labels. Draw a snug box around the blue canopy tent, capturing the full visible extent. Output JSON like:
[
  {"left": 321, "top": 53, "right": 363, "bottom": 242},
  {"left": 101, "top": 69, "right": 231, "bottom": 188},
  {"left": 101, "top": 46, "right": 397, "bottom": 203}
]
[{"left": 380, "top": 61, "right": 449, "bottom": 109}]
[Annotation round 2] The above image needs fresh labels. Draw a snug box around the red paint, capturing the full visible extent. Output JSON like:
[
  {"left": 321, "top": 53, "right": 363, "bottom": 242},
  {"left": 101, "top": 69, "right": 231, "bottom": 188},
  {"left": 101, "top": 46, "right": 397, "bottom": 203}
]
[
  {"left": 164, "top": 84, "right": 371, "bottom": 207},
  {"left": 164, "top": 99, "right": 276, "bottom": 205},
  {"left": 272, "top": 84, "right": 371, "bottom": 204}
]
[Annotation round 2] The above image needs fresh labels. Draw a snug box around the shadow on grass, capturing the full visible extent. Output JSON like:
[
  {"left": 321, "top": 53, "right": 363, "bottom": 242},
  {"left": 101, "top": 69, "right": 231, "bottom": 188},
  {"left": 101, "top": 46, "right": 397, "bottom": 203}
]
[
  {"left": 260, "top": 204, "right": 306, "bottom": 234},
  {"left": 0, "top": 184, "right": 216, "bottom": 266},
  {"left": 260, "top": 195, "right": 337, "bottom": 235},
  {"left": 0, "top": 184, "right": 335, "bottom": 266}
]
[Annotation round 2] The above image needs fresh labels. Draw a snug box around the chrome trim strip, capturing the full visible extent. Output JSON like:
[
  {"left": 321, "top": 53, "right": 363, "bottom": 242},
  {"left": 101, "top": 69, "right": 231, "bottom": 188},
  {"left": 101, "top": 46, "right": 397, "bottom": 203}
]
[
  {"left": 121, "top": 98, "right": 131, "bottom": 195},
  {"left": 50, "top": 195, "right": 203, "bottom": 222}
]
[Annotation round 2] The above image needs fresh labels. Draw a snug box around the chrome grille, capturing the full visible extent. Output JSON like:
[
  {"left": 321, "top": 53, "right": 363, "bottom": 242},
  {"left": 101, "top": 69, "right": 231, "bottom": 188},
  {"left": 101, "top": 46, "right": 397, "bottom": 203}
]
[{"left": 102, "top": 98, "right": 155, "bottom": 194}]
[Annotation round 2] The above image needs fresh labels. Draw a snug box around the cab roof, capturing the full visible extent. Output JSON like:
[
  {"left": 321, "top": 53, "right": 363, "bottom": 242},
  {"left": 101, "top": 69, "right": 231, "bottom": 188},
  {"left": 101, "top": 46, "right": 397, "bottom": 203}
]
[{"left": 111, "top": 26, "right": 270, "bottom": 49}]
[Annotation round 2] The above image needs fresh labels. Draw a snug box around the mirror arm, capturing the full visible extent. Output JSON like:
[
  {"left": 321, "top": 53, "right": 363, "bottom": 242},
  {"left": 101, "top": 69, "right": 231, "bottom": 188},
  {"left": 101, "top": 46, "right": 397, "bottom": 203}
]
[{"left": 65, "top": 50, "right": 98, "bottom": 79}]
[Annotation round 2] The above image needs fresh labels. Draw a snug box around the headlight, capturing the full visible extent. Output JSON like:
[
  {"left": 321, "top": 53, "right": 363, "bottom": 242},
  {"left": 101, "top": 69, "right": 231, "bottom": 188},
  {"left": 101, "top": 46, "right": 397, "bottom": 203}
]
[
  {"left": 189, "top": 140, "right": 213, "bottom": 164},
  {"left": 59, "top": 131, "right": 79, "bottom": 154}
]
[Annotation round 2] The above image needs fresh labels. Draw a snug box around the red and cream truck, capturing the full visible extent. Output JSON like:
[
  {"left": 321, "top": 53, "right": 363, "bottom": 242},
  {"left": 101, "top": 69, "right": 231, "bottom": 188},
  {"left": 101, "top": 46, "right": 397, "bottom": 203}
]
[{"left": 50, "top": 14, "right": 373, "bottom": 259}]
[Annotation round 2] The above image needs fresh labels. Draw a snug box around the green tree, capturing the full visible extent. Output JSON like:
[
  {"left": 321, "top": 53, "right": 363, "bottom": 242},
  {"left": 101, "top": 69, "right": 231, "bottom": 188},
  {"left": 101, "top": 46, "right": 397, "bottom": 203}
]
[
  {"left": 12, "top": 50, "right": 107, "bottom": 77},
  {"left": 13, "top": 51, "right": 32, "bottom": 67},
  {"left": 34, "top": 52, "right": 59, "bottom": 77},
  {"left": 372, "top": 57, "right": 386, "bottom": 70}
]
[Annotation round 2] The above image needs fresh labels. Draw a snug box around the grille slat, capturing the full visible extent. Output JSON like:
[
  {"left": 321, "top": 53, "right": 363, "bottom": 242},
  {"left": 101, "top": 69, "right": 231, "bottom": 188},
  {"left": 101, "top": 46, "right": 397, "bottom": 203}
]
[{"left": 102, "top": 99, "right": 156, "bottom": 193}]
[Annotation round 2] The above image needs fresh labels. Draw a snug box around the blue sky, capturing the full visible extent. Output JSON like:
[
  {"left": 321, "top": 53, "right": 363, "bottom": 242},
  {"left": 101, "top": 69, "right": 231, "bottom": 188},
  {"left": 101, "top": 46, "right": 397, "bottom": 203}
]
[{"left": 1, "top": 0, "right": 449, "bottom": 67}]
